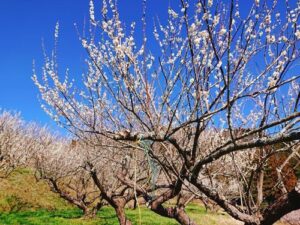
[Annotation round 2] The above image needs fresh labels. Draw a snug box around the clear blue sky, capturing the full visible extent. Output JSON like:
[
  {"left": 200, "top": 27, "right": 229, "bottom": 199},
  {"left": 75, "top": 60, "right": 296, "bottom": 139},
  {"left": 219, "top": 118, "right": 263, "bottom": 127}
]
[
  {"left": 0, "top": 0, "right": 282, "bottom": 130},
  {"left": 0, "top": 0, "right": 90, "bottom": 129},
  {"left": 0, "top": 0, "right": 172, "bottom": 129}
]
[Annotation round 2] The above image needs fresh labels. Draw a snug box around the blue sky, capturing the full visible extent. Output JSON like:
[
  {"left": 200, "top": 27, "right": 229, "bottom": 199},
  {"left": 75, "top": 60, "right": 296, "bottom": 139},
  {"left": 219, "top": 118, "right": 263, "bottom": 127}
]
[
  {"left": 0, "top": 0, "right": 171, "bottom": 130},
  {"left": 0, "top": 0, "right": 89, "bottom": 129}
]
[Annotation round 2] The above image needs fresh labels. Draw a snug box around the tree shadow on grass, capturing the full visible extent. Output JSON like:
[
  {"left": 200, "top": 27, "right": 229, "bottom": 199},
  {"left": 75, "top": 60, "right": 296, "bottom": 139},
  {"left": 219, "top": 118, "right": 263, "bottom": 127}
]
[{"left": 47, "top": 209, "right": 83, "bottom": 219}]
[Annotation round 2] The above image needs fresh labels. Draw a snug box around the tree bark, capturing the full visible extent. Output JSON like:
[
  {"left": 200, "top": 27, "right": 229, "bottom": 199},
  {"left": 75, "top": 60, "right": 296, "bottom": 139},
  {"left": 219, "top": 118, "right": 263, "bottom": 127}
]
[
  {"left": 259, "top": 185, "right": 300, "bottom": 225},
  {"left": 115, "top": 204, "right": 132, "bottom": 225},
  {"left": 117, "top": 168, "right": 197, "bottom": 225},
  {"left": 243, "top": 182, "right": 300, "bottom": 225},
  {"left": 90, "top": 169, "right": 133, "bottom": 225},
  {"left": 83, "top": 207, "right": 98, "bottom": 219},
  {"left": 190, "top": 178, "right": 260, "bottom": 224},
  {"left": 150, "top": 204, "right": 198, "bottom": 225},
  {"left": 256, "top": 169, "right": 264, "bottom": 206},
  {"left": 148, "top": 188, "right": 198, "bottom": 225},
  {"left": 176, "top": 208, "right": 197, "bottom": 225}
]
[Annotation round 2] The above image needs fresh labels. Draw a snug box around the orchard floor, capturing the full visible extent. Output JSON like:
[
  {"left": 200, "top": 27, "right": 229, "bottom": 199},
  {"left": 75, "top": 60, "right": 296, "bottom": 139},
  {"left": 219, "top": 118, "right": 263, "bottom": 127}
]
[
  {"left": 0, "top": 169, "right": 291, "bottom": 225},
  {"left": 0, "top": 205, "right": 243, "bottom": 225}
]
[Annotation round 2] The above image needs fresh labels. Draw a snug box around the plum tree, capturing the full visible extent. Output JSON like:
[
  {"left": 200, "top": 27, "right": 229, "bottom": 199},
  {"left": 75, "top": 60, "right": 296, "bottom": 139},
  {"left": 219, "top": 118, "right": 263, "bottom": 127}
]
[{"left": 33, "top": 0, "right": 300, "bottom": 224}]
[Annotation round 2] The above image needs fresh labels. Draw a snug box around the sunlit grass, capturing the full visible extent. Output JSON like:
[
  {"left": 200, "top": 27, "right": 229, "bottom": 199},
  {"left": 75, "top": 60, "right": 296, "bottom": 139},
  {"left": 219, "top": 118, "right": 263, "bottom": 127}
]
[{"left": 0, "top": 206, "right": 243, "bottom": 225}]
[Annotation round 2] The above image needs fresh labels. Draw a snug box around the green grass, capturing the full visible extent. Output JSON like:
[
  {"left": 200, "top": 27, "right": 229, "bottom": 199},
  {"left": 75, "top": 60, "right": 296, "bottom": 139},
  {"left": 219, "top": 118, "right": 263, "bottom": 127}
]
[
  {"left": 0, "top": 168, "right": 71, "bottom": 212},
  {"left": 0, "top": 207, "right": 175, "bottom": 225},
  {"left": 0, "top": 168, "right": 285, "bottom": 225},
  {"left": 0, "top": 206, "right": 243, "bottom": 225}
]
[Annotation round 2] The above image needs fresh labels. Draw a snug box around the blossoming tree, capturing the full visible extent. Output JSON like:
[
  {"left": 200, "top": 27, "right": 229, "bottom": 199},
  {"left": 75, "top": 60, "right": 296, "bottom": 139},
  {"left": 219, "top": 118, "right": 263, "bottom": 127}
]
[
  {"left": 32, "top": 132, "right": 104, "bottom": 218},
  {"left": 0, "top": 111, "right": 36, "bottom": 177},
  {"left": 33, "top": 0, "right": 300, "bottom": 224}
]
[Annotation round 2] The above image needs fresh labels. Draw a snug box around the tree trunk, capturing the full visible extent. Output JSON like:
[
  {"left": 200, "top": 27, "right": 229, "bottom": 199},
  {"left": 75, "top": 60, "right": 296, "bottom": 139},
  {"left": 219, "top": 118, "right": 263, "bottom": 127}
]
[
  {"left": 243, "top": 183, "right": 300, "bottom": 225},
  {"left": 150, "top": 203, "right": 198, "bottom": 225},
  {"left": 175, "top": 207, "right": 198, "bottom": 225},
  {"left": 83, "top": 207, "right": 98, "bottom": 219},
  {"left": 114, "top": 206, "right": 132, "bottom": 225},
  {"left": 256, "top": 170, "right": 264, "bottom": 206},
  {"left": 112, "top": 198, "right": 132, "bottom": 225},
  {"left": 259, "top": 186, "right": 300, "bottom": 225}
]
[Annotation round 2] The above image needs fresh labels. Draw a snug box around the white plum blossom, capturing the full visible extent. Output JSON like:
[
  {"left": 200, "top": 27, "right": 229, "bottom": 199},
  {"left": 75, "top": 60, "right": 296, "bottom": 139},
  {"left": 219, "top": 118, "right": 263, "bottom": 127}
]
[
  {"left": 219, "top": 27, "right": 227, "bottom": 36},
  {"left": 54, "top": 22, "right": 59, "bottom": 39},
  {"left": 89, "top": 0, "right": 96, "bottom": 25},
  {"left": 168, "top": 8, "right": 178, "bottom": 18},
  {"left": 295, "top": 30, "right": 300, "bottom": 39},
  {"left": 208, "top": 0, "right": 213, "bottom": 7},
  {"left": 267, "top": 35, "right": 276, "bottom": 43}
]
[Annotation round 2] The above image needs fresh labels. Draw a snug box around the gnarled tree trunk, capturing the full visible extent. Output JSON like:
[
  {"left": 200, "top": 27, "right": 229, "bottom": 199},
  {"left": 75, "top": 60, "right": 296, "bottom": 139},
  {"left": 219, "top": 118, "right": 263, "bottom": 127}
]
[
  {"left": 148, "top": 189, "right": 198, "bottom": 225},
  {"left": 150, "top": 204, "right": 197, "bottom": 225},
  {"left": 259, "top": 185, "right": 300, "bottom": 225},
  {"left": 113, "top": 198, "right": 132, "bottom": 225},
  {"left": 83, "top": 207, "right": 98, "bottom": 219},
  {"left": 90, "top": 169, "right": 133, "bottom": 225}
]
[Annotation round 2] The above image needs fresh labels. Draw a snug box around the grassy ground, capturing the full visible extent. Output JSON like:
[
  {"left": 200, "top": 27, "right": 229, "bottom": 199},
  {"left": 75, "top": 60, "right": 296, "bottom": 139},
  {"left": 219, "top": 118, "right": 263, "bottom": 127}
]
[
  {"left": 0, "top": 206, "right": 243, "bottom": 225},
  {"left": 0, "top": 168, "right": 71, "bottom": 212},
  {"left": 0, "top": 169, "right": 286, "bottom": 225}
]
